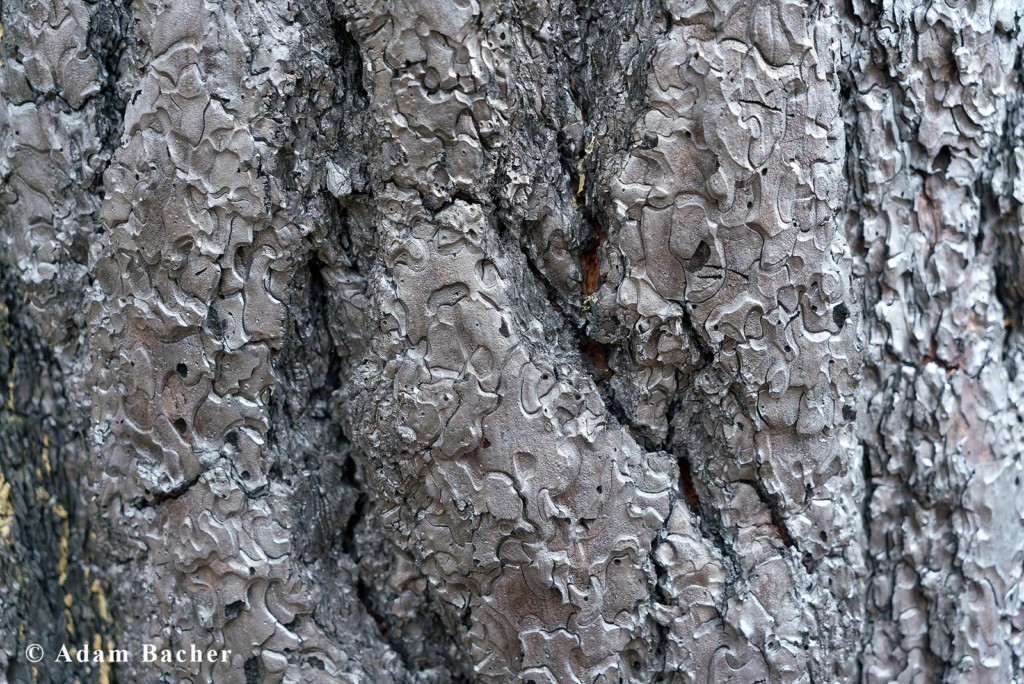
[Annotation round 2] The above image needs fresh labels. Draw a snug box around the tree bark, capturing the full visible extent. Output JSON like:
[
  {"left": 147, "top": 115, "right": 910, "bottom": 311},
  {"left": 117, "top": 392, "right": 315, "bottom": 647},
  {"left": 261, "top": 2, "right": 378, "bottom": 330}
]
[{"left": 0, "top": 0, "right": 1022, "bottom": 682}]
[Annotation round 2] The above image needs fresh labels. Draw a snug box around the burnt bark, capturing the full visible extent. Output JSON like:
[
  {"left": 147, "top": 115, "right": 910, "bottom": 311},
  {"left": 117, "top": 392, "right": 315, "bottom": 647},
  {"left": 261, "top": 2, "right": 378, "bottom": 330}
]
[{"left": 0, "top": 0, "right": 1022, "bottom": 682}]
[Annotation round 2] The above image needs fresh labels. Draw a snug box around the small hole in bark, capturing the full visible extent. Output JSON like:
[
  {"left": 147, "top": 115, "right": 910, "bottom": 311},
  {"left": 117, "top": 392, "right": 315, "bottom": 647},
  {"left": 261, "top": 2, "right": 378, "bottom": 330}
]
[
  {"left": 241, "top": 470, "right": 251, "bottom": 480},
  {"left": 761, "top": 168, "right": 768, "bottom": 175},
  {"left": 175, "top": 362, "right": 188, "bottom": 377},
  {"left": 819, "top": 531, "right": 827, "bottom": 541},
  {"left": 833, "top": 302, "right": 850, "bottom": 329},
  {"left": 244, "top": 655, "right": 263, "bottom": 684},
  {"left": 747, "top": 201, "right": 753, "bottom": 209},
  {"left": 689, "top": 240, "right": 711, "bottom": 271},
  {"left": 633, "top": 661, "right": 641, "bottom": 670},
  {"left": 173, "top": 418, "right": 187, "bottom": 433},
  {"left": 225, "top": 600, "right": 245, "bottom": 619},
  {"left": 596, "top": 485, "right": 603, "bottom": 493}
]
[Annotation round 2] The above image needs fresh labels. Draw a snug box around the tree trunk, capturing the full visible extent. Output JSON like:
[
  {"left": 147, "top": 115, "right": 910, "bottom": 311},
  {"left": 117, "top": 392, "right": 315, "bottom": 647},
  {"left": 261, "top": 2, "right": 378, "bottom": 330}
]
[{"left": 1, "top": 0, "right": 1022, "bottom": 681}]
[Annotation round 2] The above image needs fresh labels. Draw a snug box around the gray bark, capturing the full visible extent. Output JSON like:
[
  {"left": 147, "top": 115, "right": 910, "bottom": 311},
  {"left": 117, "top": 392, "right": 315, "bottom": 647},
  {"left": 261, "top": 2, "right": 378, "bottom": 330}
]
[{"left": 0, "top": 0, "right": 1022, "bottom": 682}]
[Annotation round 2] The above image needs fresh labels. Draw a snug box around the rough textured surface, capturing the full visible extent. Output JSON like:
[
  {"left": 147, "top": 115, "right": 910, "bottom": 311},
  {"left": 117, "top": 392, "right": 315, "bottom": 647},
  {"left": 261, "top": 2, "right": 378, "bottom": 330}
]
[
  {"left": 0, "top": 0, "right": 1022, "bottom": 682},
  {"left": 587, "top": 1, "right": 864, "bottom": 680},
  {"left": 842, "top": 0, "right": 1024, "bottom": 680}
]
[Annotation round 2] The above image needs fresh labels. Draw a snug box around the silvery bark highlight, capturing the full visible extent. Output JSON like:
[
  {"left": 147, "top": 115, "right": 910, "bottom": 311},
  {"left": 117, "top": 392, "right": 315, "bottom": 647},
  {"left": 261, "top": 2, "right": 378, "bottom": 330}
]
[{"left": 0, "top": 0, "right": 1022, "bottom": 682}]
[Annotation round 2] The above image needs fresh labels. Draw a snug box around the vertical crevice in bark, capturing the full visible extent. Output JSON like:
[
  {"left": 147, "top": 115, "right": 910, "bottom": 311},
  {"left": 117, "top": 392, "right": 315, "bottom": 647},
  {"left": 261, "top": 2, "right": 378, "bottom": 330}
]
[
  {"left": 571, "top": 0, "right": 682, "bottom": 450},
  {"left": 589, "top": 0, "right": 866, "bottom": 679},
  {"left": 76, "top": 0, "right": 430, "bottom": 678},
  {"left": 84, "top": 0, "right": 130, "bottom": 168},
  {"left": 988, "top": 84, "right": 1024, "bottom": 377},
  {"left": 330, "top": 1, "right": 691, "bottom": 680}
]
